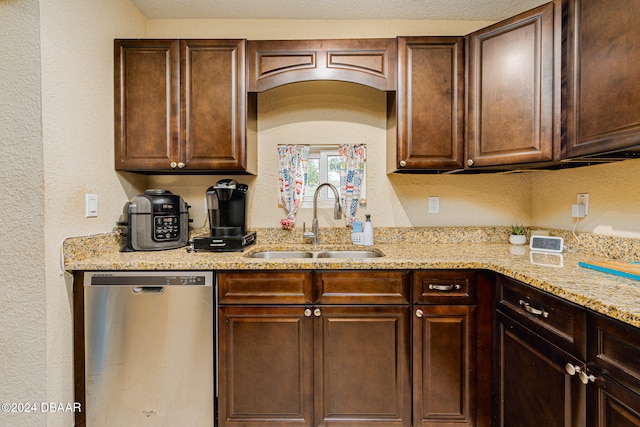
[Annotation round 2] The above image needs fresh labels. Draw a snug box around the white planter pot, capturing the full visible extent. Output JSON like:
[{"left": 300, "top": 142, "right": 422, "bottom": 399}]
[{"left": 509, "top": 234, "right": 527, "bottom": 245}]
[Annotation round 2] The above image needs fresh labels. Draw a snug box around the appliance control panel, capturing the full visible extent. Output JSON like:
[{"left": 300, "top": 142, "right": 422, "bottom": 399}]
[
  {"left": 153, "top": 215, "right": 180, "bottom": 241},
  {"left": 85, "top": 271, "right": 213, "bottom": 287}
]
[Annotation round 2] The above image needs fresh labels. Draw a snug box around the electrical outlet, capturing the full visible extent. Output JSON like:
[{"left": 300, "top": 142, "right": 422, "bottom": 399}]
[
  {"left": 577, "top": 193, "right": 589, "bottom": 216},
  {"left": 428, "top": 197, "right": 440, "bottom": 214}
]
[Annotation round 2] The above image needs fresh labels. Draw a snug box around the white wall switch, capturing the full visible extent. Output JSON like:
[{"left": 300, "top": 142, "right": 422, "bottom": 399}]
[
  {"left": 85, "top": 194, "right": 98, "bottom": 217},
  {"left": 428, "top": 197, "right": 440, "bottom": 214}
]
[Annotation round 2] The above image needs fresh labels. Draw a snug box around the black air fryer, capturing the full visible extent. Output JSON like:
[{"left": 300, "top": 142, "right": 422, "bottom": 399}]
[{"left": 193, "top": 179, "right": 256, "bottom": 251}]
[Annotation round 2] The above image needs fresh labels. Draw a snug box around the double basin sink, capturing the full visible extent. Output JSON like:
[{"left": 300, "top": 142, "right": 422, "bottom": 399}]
[{"left": 246, "top": 249, "right": 384, "bottom": 259}]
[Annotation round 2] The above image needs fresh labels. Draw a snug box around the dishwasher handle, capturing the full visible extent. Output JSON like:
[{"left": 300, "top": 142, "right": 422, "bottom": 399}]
[{"left": 132, "top": 286, "right": 165, "bottom": 294}]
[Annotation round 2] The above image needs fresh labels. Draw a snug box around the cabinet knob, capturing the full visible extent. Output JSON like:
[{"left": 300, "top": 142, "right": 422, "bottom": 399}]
[
  {"left": 565, "top": 363, "right": 582, "bottom": 376},
  {"left": 304, "top": 309, "right": 312, "bottom": 317},
  {"left": 170, "top": 162, "right": 178, "bottom": 168},
  {"left": 313, "top": 308, "right": 321, "bottom": 317},
  {"left": 578, "top": 371, "right": 596, "bottom": 385},
  {"left": 415, "top": 309, "right": 424, "bottom": 318},
  {"left": 177, "top": 162, "right": 186, "bottom": 169},
  {"left": 467, "top": 159, "right": 474, "bottom": 166},
  {"left": 399, "top": 160, "right": 407, "bottom": 167}
]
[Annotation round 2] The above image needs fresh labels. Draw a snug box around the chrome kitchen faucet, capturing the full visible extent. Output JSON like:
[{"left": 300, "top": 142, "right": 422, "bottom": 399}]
[{"left": 303, "top": 182, "right": 342, "bottom": 245}]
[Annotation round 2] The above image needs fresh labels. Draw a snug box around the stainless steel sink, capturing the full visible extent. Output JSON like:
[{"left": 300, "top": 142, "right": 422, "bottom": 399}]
[
  {"left": 315, "top": 250, "right": 382, "bottom": 259},
  {"left": 246, "top": 251, "right": 313, "bottom": 259},
  {"left": 246, "top": 249, "right": 384, "bottom": 259}
]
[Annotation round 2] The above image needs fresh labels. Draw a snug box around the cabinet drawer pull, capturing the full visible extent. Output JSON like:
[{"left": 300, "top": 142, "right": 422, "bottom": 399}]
[
  {"left": 519, "top": 300, "right": 549, "bottom": 318},
  {"left": 415, "top": 309, "right": 424, "bottom": 318},
  {"left": 429, "top": 284, "right": 461, "bottom": 292}
]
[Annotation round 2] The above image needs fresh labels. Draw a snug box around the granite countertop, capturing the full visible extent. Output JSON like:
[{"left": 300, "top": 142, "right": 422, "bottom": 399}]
[{"left": 63, "top": 227, "right": 640, "bottom": 328}]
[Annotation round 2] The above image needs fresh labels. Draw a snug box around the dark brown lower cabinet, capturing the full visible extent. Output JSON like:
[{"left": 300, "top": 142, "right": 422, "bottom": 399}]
[
  {"left": 218, "top": 306, "right": 314, "bottom": 426},
  {"left": 217, "top": 270, "right": 411, "bottom": 427},
  {"left": 497, "top": 312, "right": 586, "bottom": 427},
  {"left": 588, "top": 374, "right": 640, "bottom": 427},
  {"left": 218, "top": 305, "right": 411, "bottom": 427},
  {"left": 413, "top": 305, "right": 476, "bottom": 426},
  {"left": 314, "top": 306, "right": 411, "bottom": 427},
  {"left": 587, "top": 313, "right": 640, "bottom": 427}
]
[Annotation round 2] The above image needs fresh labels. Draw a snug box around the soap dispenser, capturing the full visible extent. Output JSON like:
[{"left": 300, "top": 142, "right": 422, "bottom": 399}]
[{"left": 363, "top": 214, "right": 374, "bottom": 246}]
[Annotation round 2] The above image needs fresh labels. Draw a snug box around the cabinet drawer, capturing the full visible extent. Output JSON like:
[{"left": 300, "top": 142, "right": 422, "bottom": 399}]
[
  {"left": 498, "top": 276, "right": 586, "bottom": 358},
  {"left": 412, "top": 270, "right": 476, "bottom": 305},
  {"left": 314, "top": 271, "right": 410, "bottom": 304},
  {"left": 588, "top": 312, "right": 640, "bottom": 395},
  {"left": 218, "top": 271, "right": 313, "bottom": 304}
]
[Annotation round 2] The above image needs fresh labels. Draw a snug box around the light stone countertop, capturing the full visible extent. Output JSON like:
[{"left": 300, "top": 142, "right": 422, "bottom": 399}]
[{"left": 63, "top": 229, "right": 640, "bottom": 328}]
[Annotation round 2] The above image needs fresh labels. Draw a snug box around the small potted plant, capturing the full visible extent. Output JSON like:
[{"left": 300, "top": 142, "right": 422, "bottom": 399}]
[{"left": 509, "top": 224, "right": 527, "bottom": 245}]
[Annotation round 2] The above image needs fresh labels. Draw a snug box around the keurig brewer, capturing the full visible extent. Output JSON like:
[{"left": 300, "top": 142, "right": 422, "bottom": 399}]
[{"left": 193, "top": 179, "right": 256, "bottom": 252}]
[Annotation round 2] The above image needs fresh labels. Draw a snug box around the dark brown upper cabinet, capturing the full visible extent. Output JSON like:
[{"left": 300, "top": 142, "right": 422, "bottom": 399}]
[
  {"left": 563, "top": 0, "right": 640, "bottom": 158},
  {"left": 247, "top": 39, "right": 397, "bottom": 92},
  {"left": 388, "top": 37, "right": 466, "bottom": 172},
  {"left": 115, "top": 39, "right": 256, "bottom": 173},
  {"left": 467, "top": 2, "right": 558, "bottom": 169}
]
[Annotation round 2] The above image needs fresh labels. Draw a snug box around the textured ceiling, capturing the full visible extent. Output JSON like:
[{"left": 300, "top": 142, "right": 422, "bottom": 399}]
[{"left": 129, "top": 0, "right": 549, "bottom": 21}]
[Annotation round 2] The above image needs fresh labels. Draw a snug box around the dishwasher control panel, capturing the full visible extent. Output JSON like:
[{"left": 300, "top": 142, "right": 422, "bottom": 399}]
[{"left": 84, "top": 271, "right": 213, "bottom": 287}]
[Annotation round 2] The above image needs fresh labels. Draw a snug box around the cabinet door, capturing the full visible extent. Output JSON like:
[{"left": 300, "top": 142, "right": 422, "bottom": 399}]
[
  {"left": 564, "top": 0, "right": 640, "bottom": 157},
  {"left": 587, "top": 312, "right": 640, "bottom": 426},
  {"left": 391, "top": 37, "right": 465, "bottom": 171},
  {"left": 181, "top": 39, "right": 250, "bottom": 171},
  {"left": 314, "top": 306, "right": 411, "bottom": 427},
  {"left": 497, "top": 311, "right": 586, "bottom": 427},
  {"left": 467, "top": 3, "right": 556, "bottom": 167},
  {"left": 115, "top": 39, "right": 180, "bottom": 171},
  {"left": 588, "top": 373, "right": 640, "bottom": 427},
  {"left": 413, "top": 305, "right": 476, "bottom": 427},
  {"left": 218, "top": 306, "right": 313, "bottom": 427}
]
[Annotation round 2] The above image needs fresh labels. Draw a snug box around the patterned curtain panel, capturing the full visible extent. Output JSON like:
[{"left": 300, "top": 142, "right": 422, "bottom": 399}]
[
  {"left": 339, "top": 144, "right": 366, "bottom": 226},
  {"left": 278, "top": 144, "right": 310, "bottom": 230}
]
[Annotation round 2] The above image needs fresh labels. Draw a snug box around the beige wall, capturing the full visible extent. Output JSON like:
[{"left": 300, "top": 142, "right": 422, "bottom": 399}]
[
  {"left": 0, "top": 1, "right": 46, "bottom": 426},
  {"left": 2, "top": 3, "right": 639, "bottom": 427},
  {"left": 532, "top": 159, "right": 640, "bottom": 238}
]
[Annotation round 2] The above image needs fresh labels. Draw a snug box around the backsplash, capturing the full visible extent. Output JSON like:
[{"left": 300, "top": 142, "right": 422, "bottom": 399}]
[
  {"left": 245, "top": 226, "right": 640, "bottom": 261},
  {"left": 64, "top": 226, "right": 640, "bottom": 263}
]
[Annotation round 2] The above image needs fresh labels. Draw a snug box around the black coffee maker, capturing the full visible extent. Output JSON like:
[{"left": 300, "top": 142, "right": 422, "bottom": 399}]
[{"left": 193, "top": 179, "right": 256, "bottom": 251}]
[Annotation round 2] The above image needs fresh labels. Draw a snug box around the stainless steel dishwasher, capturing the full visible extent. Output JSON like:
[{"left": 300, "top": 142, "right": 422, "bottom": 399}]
[{"left": 83, "top": 271, "right": 215, "bottom": 427}]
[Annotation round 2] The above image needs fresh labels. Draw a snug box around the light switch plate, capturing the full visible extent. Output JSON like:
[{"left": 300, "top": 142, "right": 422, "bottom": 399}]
[
  {"left": 428, "top": 197, "right": 439, "bottom": 214},
  {"left": 85, "top": 194, "right": 98, "bottom": 217}
]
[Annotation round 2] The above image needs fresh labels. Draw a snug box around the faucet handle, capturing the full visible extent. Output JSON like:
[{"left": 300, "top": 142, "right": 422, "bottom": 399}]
[{"left": 302, "top": 222, "right": 314, "bottom": 239}]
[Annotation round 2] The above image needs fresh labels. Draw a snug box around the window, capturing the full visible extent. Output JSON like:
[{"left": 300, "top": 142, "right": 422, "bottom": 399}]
[{"left": 302, "top": 146, "right": 366, "bottom": 208}]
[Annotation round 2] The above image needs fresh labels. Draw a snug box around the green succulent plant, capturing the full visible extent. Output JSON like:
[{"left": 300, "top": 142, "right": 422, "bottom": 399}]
[{"left": 510, "top": 224, "right": 525, "bottom": 235}]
